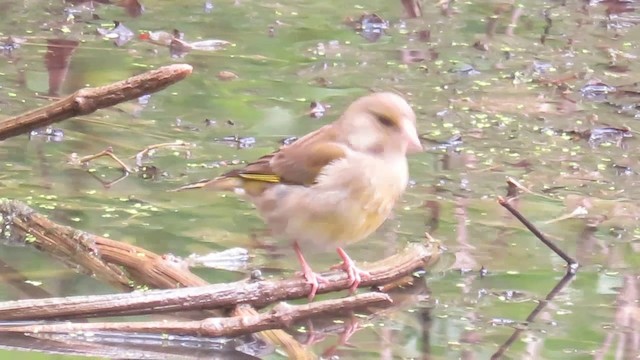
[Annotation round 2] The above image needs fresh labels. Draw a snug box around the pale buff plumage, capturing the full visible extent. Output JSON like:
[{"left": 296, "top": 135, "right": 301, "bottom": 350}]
[
  {"left": 174, "top": 92, "right": 421, "bottom": 300},
  {"left": 253, "top": 148, "right": 409, "bottom": 250}
]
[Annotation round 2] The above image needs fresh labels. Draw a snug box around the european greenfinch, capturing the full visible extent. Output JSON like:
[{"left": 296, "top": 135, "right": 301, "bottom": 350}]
[{"left": 175, "top": 92, "right": 422, "bottom": 300}]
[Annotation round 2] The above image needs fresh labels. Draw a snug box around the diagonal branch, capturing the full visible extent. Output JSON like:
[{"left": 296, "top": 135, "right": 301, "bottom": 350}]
[{"left": 0, "top": 64, "right": 193, "bottom": 140}]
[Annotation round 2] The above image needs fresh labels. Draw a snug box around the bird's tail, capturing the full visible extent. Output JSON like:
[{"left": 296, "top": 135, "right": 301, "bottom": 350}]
[{"left": 169, "top": 176, "right": 242, "bottom": 192}]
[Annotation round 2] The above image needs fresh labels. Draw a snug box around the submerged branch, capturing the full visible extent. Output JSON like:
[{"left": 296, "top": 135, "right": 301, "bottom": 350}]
[{"left": 0, "top": 293, "right": 391, "bottom": 338}]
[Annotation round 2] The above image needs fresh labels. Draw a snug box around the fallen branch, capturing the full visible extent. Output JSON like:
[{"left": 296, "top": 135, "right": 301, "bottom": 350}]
[
  {"left": 0, "top": 64, "right": 193, "bottom": 140},
  {"left": 0, "top": 293, "right": 391, "bottom": 338},
  {"left": 0, "top": 241, "right": 438, "bottom": 321},
  {"left": 0, "top": 199, "right": 314, "bottom": 359},
  {"left": 0, "top": 199, "right": 440, "bottom": 359},
  {"left": 0, "top": 200, "right": 207, "bottom": 290}
]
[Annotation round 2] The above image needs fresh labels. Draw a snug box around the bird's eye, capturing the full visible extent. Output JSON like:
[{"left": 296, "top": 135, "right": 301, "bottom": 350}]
[{"left": 375, "top": 113, "right": 395, "bottom": 128}]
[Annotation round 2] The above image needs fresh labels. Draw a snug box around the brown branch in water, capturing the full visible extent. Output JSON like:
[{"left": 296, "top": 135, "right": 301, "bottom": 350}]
[
  {"left": 492, "top": 180, "right": 581, "bottom": 358},
  {"left": 74, "top": 146, "right": 134, "bottom": 173},
  {"left": 232, "top": 304, "right": 315, "bottom": 360},
  {"left": 68, "top": 141, "right": 194, "bottom": 188},
  {"left": 0, "top": 63, "right": 193, "bottom": 141},
  {"left": 0, "top": 201, "right": 134, "bottom": 291},
  {"left": 84, "top": 170, "right": 130, "bottom": 189},
  {"left": 0, "top": 199, "right": 440, "bottom": 359},
  {"left": 133, "top": 141, "right": 193, "bottom": 167},
  {"left": 0, "top": 293, "right": 391, "bottom": 338},
  {"left": 0, "top": 240, "right": 438, "bottom": 321},
  {"left": 0, "top": 199, "right": 313, "bottom": 359}
]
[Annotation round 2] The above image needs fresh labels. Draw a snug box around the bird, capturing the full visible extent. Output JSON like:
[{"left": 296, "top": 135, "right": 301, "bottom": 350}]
[{"left": 173, "top": 92, "right": 422, "bottom": 300}]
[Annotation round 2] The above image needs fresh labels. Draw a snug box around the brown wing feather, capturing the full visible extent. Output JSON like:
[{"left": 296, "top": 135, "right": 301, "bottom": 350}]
[
  {"left": 171, "top": 123, "right": 346, "bottom": 194},
  {"left": 222, "top": 123, "right": 345, "bottom": 186}
]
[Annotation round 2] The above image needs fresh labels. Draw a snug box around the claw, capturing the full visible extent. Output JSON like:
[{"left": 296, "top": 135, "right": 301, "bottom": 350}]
[
  {"left": 299, "top": 266, "right": 328, "bottom": 301},
  {"left": 333, "top": 248, "right": 371, "bottom": 293},
  {"left": 294, "top": 241, "right": 327, "bottom": 301}
]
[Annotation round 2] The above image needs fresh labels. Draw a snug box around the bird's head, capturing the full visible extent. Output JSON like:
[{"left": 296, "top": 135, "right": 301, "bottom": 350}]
[{"left": 337, "top": 92, "right": 422, "bottom": 156}]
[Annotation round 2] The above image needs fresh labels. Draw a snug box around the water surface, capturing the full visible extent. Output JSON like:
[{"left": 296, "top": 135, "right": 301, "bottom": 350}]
[{"left": 1, "top": 0, "right": 640, "bottom": 358}]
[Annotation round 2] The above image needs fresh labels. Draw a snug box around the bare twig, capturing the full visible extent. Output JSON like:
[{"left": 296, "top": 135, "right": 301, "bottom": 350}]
[
  {"left": 492, "top": 180, "right": 581, "bottom": 358},
  {"left": 0, "top": 64, "right": 193, "bottom": 140},
  {"left": 84, "top": 170, "right": 130, "bottom": 189},
  {"left": 498, "top": 196, "right": 578, "bottom": 271},
  {"left": 75, "top": 146, "right": 134, "bottom": 173},
  {"left": 134, "top": 141, "right": 193, "bottom": 167},
  {"left": 506, "top": 177, "right": 557, "bottom": 201}
]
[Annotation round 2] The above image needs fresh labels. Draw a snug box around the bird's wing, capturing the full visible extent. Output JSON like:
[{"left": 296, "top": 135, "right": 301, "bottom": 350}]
[
  {"left": 226, "top": 123, "right": 346, "bottom": 186},
  {"left": 168, "top": 123, "right": 347, "bottom": 193}
]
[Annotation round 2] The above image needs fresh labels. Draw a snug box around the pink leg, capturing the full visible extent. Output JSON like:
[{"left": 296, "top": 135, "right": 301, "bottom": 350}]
[
  {"left": 321, "top": 314, "right": 361, "bottom": 358},
  {"left": 294, "top": 241, "right": 327, "bottom": 301},
  {"left": 333, "top": 248, "right": 371, "bottom": 293},
  {"left": 301, "top": 320, "right": 327, "bottom": 345}
]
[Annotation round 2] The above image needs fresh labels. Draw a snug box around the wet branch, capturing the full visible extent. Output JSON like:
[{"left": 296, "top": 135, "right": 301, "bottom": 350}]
[
  {"left": 0, "top": 199, "right": 310, "bottom": 359},
  {"left": 0, "top": 64, "right": 193, "bottom": 140},
  {"left": 491, "top": 179, "right": 580, "bottom": 359},
  {"left": 0, "top": 293, "right": 391, "bottom": 338},
  {"left": 0, "top": 200, "right": 204, "bottom": 291},
  {"left": 0, "top": 199, "right": 439, "bottom": 359},
  {"left": 0, "top": 239, "right": 438, "bottom": 321}
]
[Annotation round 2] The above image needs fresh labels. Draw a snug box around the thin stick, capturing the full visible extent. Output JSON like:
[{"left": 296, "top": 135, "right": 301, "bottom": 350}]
[
  {"left": 77, "top": 147, "right": 134, "bottom": 173},
  {"left": 134, "top": 141, "right": 194, "bottom": 167},
  {"left": 497, "top": 196, "right": 578, "bottom": 272}
]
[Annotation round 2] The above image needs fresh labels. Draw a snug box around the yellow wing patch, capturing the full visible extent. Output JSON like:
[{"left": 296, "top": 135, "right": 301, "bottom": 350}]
[{"left": 238, "top": 173, "right": 281, "bottom": 183}]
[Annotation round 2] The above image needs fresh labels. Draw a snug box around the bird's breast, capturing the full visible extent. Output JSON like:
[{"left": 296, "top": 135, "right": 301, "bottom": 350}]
[{"left": 257, "top": 152, "right": 410, "bottom": 250}]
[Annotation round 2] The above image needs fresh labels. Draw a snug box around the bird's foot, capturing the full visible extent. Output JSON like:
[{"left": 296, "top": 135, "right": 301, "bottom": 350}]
[
  {"left": 297, "top": 265, "right": 328, "bottom": 301},
  {"left": 332, "top": 248, "right": 371, "bottom": 293},
  {"left": 293, "top": 241, "right": 328, "bottom": 301}
]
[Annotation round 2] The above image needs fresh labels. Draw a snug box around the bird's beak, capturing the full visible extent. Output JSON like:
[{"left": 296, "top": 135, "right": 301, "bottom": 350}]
[{"left": 402, "top": 121, "right": 423, "bottom": 154}]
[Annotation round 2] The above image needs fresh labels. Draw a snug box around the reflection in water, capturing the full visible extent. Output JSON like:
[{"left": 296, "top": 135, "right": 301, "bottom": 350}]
[
  {"left": 2, "top": 0, "right": 640, "bottom": 358},
  {"left": 44, "top": 39, "right": 78, "bottom": 97},
  {"left": 594, "top": 274, "right": 640, "bottom": 360},
  {"left": 491, "top": 270, "right": 576, "bottom": 359}
]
